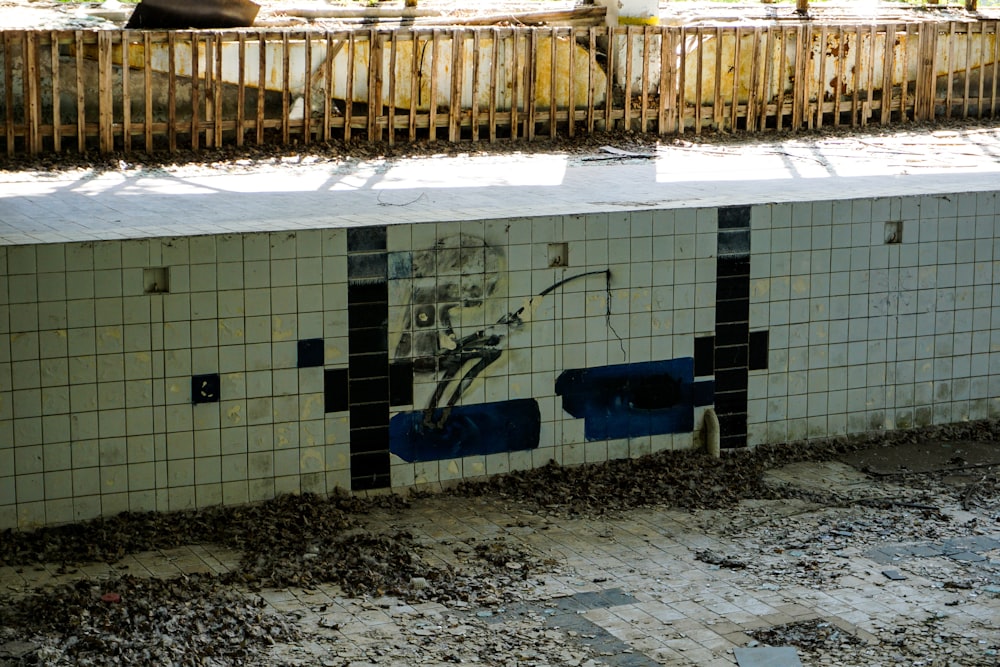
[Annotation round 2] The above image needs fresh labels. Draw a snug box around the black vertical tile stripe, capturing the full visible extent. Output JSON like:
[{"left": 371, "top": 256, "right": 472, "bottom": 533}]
[
  {"left": 749, "top": 330, "right": 770, "bottom": 371},
  {"left": 324, "top": 368, "right": 349, "bottom": 412},
  {"left": 694, "top": 336, "right": 715, "bottom": 377},
  {"left": 714, "top": 206, "right": 751, "bottom": 449},
  {"left": 347, "top": 227, "right": 391, "bottom": 490}
]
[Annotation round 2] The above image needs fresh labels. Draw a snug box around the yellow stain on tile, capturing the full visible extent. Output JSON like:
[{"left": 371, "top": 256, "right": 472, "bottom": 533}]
[
  {"left": 218, "top": 321, "right": 244, "bottom": 339},
  {"left": 791, "top": 276, "right": 810, "bottom": 296},
  {"left": 446, "top": 461, "right": 460, "bottom": 476},
  {"left": 226, "top": 404, "right": 242, "bottom": 425},
  {"left": 271, "top": 316, "right": 294, "bottom": 341}
]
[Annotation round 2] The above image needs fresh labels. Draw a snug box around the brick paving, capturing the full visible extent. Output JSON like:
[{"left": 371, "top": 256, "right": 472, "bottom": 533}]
[{"left": 2, "top": 460, "right": 997, "bottom": 665}]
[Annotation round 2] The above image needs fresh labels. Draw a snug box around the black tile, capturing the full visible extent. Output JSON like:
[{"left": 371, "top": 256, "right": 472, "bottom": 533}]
[
  {"left": 347, "top": 226, "right": 387, "bottom": 252},
  {"left": 324, "top": 367, "right": 349, "bottom": 413},
  {"left": 715, "top": 322, "right": 749, "bottom": 347},
  {"left": 718, "top": 229, "right": 750, "bottom": 256},
  {"left": 349, "top": 302, "right": 388, "bottom": 329},
  {"left": 714, "top": 367, "right": 748, "bottom": 392},
  {"left": 347, "top": 282, "right": 388, "bottom": 305},
  {"left": 717, "top": 276, "right": 750, "bottom": 301},
  {"left": 389, "top": 361, "right": 414, "bottom": 406},
  {"left": 348, "top": 327, "right": 388, "bottom": 354},
  {"left": 716, "top": 255, "right": 750, "bottom": 278},
  {"left": 713, "top": 389, "right": 747, "bottom": 414},
  {"left": 191, "top": 373, "right": 220, "bottom": 404},
  {"left": 717, "top": 412, "right": 748, "bottom": 436},
  {"left": 297, "top": 338, "right": 325, "bottom": 368},
  {"left": 349, "top": 401, "right": 389, "bottom": 429},
  {"left": 350, "top": 451, "right": 390, "bottom": 475},
  {"left": 749, "top": 330, "right": 770, "bottom": 371},
  {"left": 349, "top": 377, "right": 389, "bottom": 405},
  {"left": 716, "top": 298, "right": 750, "bottom": 324},
  {"left": 718, "top": 205, "right": 751, "bottom": 229},
  {"left": 347, "top": 253, "right": 387, "bottom": 281},
  {"left": 350, "top": 426, "right": 391, "bottom": 454},
  {"left": 714, "top": 344, "right": 748, "bottom": 370},
  {"left": 720, "top": 434, "right": 748, "bottom": 449},
  {"left": 694, "top": 336, "right": 714, "bottom": 376},
  {"left": 352, "top": 471, "right": 391, "bottom": 491},
  {"left": 347, "top": 351, "right": 389, "bottom": 378}
]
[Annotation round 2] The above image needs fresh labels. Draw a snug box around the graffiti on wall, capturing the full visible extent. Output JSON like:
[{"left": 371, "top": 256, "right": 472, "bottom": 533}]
[
  {"left": 387, "top": 233, "right": 715, "bottom": 463},
  {"left": 556, "top": 359, "right": 714, "bottom": 441}
]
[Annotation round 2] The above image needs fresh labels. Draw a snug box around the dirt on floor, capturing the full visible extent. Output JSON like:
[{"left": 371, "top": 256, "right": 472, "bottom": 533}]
[{"left": 1, "top": 421, "right": 998, "bottom": 666}]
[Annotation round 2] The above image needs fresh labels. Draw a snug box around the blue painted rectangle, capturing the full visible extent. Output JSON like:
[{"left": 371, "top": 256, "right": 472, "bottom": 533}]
[
  {"left": 556, "top": 358, "right": 714, "bottom": 441},
  {"left": 389, "top": 399, "right": 540, "bottom": 463}
]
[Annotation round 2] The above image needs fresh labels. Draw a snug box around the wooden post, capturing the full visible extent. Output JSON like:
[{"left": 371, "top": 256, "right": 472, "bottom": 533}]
[{"left": 51, "top": 31, "right": 62, "bottom": 152}]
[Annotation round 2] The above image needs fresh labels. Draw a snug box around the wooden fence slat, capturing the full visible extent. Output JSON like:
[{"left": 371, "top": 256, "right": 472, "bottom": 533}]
[
  {"left": 897, "top": 24, "right": 908, "bottom": 122},
  {"left": 945, "top": 21, "right": 955, "bottom": 118},
  {"left": 776, "top": 27, "right": 787, "bottom": 130},
  {"left": 549, "top": 27, "right": 558, "bottom": 138},
  {"left": 566, "top": 28, "right": 575, "bottom": 137},
  {"left": 345, "top": 31, "right": 355, "bottom": 142},
  {"left": 605, "top": 25, "right": 615, "bottom": 132},
  {"left": 427, "top": 30, "right": 438, "bottom": 142},
  {"left": 880, "top": 25, "right": 894, "bottom": 125},
  {"left": 850, "top": 27, "right": 861, "bottom": 126},
  {"left": 990, "top": 21, "right": 1000, "bottom": 118},
  {"left": 75, "top": 31, "right": 86, "bottom": 151},
  {"left": 760, "top": 27, "right": 774, "bottom": 131},
  {"left": 121, "top": 31, "right": 132, "bottom": 152},
  {"left": 216, "top": 33, "right": 225, "bottom": 147},
  {"left": 50, "top": 32, "right": 61, "bottom": 152},
  {"left": 203, "top": 34, "right": 212, "bottom": 148},
  {"left": 303, "top": 32, "right": 312, "bottom": 144},
  {"left": 694, "top": 28, "right": 703, "bottom": 134},
  {"left": 388, "top": 31, "right": 398, "bottom": 145},
  {"left": 236, "top": 33, "right": 246, "bottom": 147},
  {"left": 791, "top": 27, "right": 804, "bottom": 129},
  {"left": 815, "top": 26, "right": 826, "bottom": 128},
  {"left": 677, "top": 26, "right": 686, "bottom": 133},
  {"left": 471, "top": 30, "right": 480, "bottom": 141},
  {"left": 729, "top": 27, "right": 741, "bottom": 132},
  {"left": 659, "top": 27, "right": 671, "bottom": 134},
  {"left": 99, "top": 31, "right": 113, "bottom": 152},
  {"left": 256, "top": 33, "right": 265, "bottom": 144},
  {"left": 190, "top": 32, "right": 200, "bottom": 149},
  {"left": 3, "top": 34, "right": 13, "bottom": 155},
  {"left": 712, "top": 26, "right": 723, "bottom": 131},
  {"left": 371, "top": 29, "right": 383, "bottom": 142},
  {"left": 802, "top": 25, "right": 813, "bottom": 129},
  {"left": 408, "top": 32, "right": 419, "bottom": 141},
  {"left": 280, "top": 33, "right": 290, "bottom": 144},
  {"left": 861, "top": 24, "right": 873, "bottom": 126},
  {"left": 25, "top": 32, "right": 40, "bottom": 154},
  {"left": 624, "top": 26, "right": 635, "bottom": 133},
  {"left": 489, "top": 28, "right": 499, "bottom": 142},
  {"left": 963, "top": 23, "right": 973, "bottom": 118},
  {"left": 976, "top": 22, "right": 986, "bottom": 118},
  {"left": 587, "top": 27, "right": 596, "bottom": 134},
  {"left": 510, "top": 30, "right": 520, "bottom": 139},
  {"left": 526, "top": 29, "right": 537, "bottom": 140},
  {"left": 450, "top": 29, "right": 463, "bottom": 142}
]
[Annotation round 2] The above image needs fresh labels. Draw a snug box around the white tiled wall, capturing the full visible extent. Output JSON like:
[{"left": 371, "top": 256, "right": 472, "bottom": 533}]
[
  {"left": 0, "top": 211, "right": 718, "bottom": 529},
  {"left": 748, "top": 192, "right": 1000, "bottom": 446},
  {"left": 3, "top": 190, "right": 998, "bottom": 530}
]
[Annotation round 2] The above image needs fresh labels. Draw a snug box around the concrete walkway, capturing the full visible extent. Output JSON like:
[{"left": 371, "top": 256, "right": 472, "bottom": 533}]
[{"left": 3, "top": 126, "right": 1000, "bottom": 245}]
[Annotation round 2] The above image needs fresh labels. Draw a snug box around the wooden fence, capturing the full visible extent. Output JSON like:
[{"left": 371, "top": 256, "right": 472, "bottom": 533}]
[{"left": 2, "top": 21, "right": 999, "bottom": 155}]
